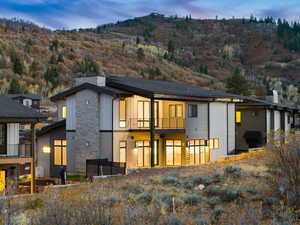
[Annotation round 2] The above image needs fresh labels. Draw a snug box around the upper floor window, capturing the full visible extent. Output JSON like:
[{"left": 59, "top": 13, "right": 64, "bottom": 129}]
[
  {"left": 62, "top": 106, "right": 67, "bottom": 119},
  {"left": 188, "top": 104, "right": 198, "bottom": 118},
  {"left": 236, "top": 111, "right": 241, "bottom": 123},
  {"left": 119, "top": 100, "right": 126, "bottom": 128},
  {"left": 169, "top": 104, "right": 183, "bottom": 118}
]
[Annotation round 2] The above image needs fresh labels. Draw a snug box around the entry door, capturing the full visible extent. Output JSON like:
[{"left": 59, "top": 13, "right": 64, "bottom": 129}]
[
  {"left": 136, "top": 140, "right": 158, "bottom": 167},
  {"left": 166, "top": 140, "right": 182, "bottom": 166}
]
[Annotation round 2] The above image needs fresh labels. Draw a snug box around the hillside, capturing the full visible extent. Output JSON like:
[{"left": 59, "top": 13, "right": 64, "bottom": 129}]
[{"left": 0, "top": 15, "right": 300, "bottom": 102}]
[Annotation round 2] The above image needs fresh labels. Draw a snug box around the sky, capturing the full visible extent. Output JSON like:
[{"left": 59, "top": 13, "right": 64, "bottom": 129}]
[{"left": 0, "top": 0, "right": 300, "bottom": 30}]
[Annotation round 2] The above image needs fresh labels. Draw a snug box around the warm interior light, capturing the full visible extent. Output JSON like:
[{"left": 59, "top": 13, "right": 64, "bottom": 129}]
[
  {"left": 42, "top": 145, "right": 51, "bottom": 153},
  {"left": 236, "top": 111, "right": 241, "bottom": 123}
]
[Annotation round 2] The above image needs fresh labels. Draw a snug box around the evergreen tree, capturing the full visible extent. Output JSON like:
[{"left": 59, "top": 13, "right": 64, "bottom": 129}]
[
  {"left": 8, "top": 78, "right": 22, "bottom": 94},
  {"left": 30, "top": 60, "right": 39, "bottom": 77},
  {"left": 226, "top": 68, "right": 250, "bottom": 96},
  {"left": 137, "top": 48, "right": 145, "bottom": 61},
  {"left": 78, "top": 56, "right": 100, "bottom": 75},
  {"left": 136, "top": 36, "right": 140, "bottom": 45},
  {"left": 167, "top": 40, "right": 175, "bottom": 54},
  {"left": 10, "top": 50, "right": 24, "bottom": 75},
  {"left": 44, "top": 65, "right": 60, "bottom": 89},
  {"left": 57, "top": 53, "right": 64, "bottom": 63}
]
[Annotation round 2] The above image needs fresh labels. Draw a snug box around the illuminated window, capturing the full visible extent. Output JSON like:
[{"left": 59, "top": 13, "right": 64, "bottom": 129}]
[
  {"left": 188, "top": 104, "right": 198, "bottom": 118},
  {"left": 119, "top": 141, "right": 127, "bottom": 163},
  {"left": 166, "top": 140, "right": 182, "bottom": 166},
  {"left": 54, "top": 140, "right": 67, "bottom": 166},
  {"left": 213, "top": 139, "right": 219, "bottom": 149},
  {"left": 135, "top": 141, "right": 150, "bottom": 167},
  {"left": 62, "top": 106, "right": 67, "bottom": 119},
  {"left": 42, "top": 145, "right": 51, "bottom": 153},
  {"left": 236, "top": 111, "right": 241, "bottom": 123},
  {"left": 119, "top": 100, "right": 126, "bottom": 128},
  {"left": 188, "top": 140, "right": 210, "bottom": 165},
  {"left": 137, "top": 101, "right": 159, "bottom": 128}
]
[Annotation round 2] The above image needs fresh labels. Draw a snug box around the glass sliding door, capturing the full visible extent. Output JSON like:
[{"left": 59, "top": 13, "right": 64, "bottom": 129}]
[
  {"left": 135, "top": 140, "right": 158, "bottom": 167},
  {"left": 137, "top": 101, "right": 159, "bottom": 128},
  {"left": 166, "top": 140, "right": 182, "bottom": 166},
  {"left": 188, "top": 140, "right": 210, "bottom": 165}
]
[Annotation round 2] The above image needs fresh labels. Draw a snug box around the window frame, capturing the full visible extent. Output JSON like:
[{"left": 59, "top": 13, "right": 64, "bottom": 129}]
[
  {"left": 188, "top": 139, "right": 210, "bottom": 164},
  {"left": 119, "top": 141, "right": 127, "bottom": 163},
  {"left": 188, "top": 104, "right": 198, "bottom": 118},
  {"left": 119, "top": 99, "right": 127, "bottom": 128},
  {"left": 62, "top": 106, "right": 67, "bottom": 119},
  {"left": 54, "top": 139, "right": 67, "bottom": 166},
  {"left": 165, "top": 139, "right": 182, "bottom": 166}
]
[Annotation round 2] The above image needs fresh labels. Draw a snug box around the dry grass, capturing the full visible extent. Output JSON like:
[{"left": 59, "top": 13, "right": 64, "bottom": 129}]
[{"left": 1, "top": 151, "right": 299, "bottom": 225}]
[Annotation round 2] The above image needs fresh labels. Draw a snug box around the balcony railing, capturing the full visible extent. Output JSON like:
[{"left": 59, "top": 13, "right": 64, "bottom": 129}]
[
  {"left": 0, "top": 144, "right": 32, "bottom": 158},
  {"left": 128, "top": 118, "right": 185, "bottom": 130}
]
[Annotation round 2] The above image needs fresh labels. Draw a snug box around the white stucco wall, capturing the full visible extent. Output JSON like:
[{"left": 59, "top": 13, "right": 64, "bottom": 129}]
[
  {"left": 227, "top": 103, "right": 235, "bottom": 154},
  {"left": 274, "top": 110, "right": 281, "bottom": 131},
  {"left": 66, "top": 95, "right": 76, "bottom": 130},
  {"left": 209, "top": 103, "right": 228, "bottom": 161},
  {"left": 185, "top": 102, "right": 208, "bottom": 140}
]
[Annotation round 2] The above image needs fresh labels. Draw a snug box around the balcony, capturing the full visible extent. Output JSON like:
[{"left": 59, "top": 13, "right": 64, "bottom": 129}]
[
  {"left": 127, "top": 118, "right": 185, "bottom": 130},
  {"left": 0, "top": 144, "right": 32, "bottom": 158}
]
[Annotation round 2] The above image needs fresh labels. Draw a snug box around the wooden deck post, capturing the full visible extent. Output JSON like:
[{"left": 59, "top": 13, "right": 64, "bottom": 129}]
[
  {"left": 150, "top": 98, "right": 155, "bottom": 167},
  {"left": 30, "top": 123, "right": 36, "bottom": 194}
]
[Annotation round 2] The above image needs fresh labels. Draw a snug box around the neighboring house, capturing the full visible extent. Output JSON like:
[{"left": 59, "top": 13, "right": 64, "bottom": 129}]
[
  {"left": 4, "top": 94, "right": 41, "bottom": 110},
  {"left": 235, "top": 96, "right": 299, "bottom": 151},
  {"left": 0, "top": 96, "right": 43, "bottom": 194},
  {"left": 36, "top": 76, "right": 244, "bottom": 176}
]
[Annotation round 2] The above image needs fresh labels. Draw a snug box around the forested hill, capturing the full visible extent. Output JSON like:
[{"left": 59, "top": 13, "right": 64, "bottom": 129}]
[{"left": 1, "top": 14, "right": 300, "bottom": 104}]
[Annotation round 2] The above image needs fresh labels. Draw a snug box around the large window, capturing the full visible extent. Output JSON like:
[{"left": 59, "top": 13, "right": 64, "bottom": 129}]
[
  {"left": 135, "top": 141, "right": 150, "bottom": 167},
  {"left": 0, "top": 124, "right": 6, "bottom": 155},
  {"left": 166, "top": 140, "right": 182, "bottom": 166},
  {"left": 209, "top": 138, "right": 219, "bottom": 149},
  {"left": 188, "top": 140, "right": 210, "bottom": 165},
  {"left": 62, "top": 106, "right": 67, "bottom": 119},
  {"left": 188, "top": 104, "right": 198, "bottom": 118},
  {"left": 236, "top": 111, "right": 241, "bottom": 123},
  {"left": 119, "top": 141, "right": 127, "bottom": 163},
  {"left": 137, "top": 101, "right": 158, "bottom": 128},
  {"left": 169, "top": 104, "right": 183, "bottom": 118},
  {"left": 119, "top": 100, "right": 127, "bottom": 128},
  {"left": 54, "top": 140, "right": 67, "bottom": 166}
]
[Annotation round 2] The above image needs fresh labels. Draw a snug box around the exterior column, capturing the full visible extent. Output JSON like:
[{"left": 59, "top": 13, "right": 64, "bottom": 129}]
[
  {"left": 30, "top": 123, "right": 36, "bottom": 194},
  {"left": 150, "top": 98, "right": 155, "bottom": 167}
]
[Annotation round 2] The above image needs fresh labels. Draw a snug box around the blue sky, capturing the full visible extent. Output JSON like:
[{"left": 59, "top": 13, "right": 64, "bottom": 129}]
[{"left": 0, "top": 0, "right": 299, "bottom": 29}]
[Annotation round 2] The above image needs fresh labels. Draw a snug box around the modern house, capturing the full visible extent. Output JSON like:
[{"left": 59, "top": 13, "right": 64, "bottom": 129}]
[
  {"left": 36, "top": 76, "right": 244, "bottom": 176},
  {"left": 0, "top": 96, "right": 43, "bottom": 194},
  {"left": 235, "top": 93, "right": 299, "bottom": 151},
  {"left": 4, "top": 94, "right": 41, "bottom": 110}
]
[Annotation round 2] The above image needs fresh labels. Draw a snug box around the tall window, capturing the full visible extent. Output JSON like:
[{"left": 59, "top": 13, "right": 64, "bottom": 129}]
[
  {"left": 135, "top": 141, "right": 150, "bottom": 167},
  {"left": 208, "top": 138, "right": 219, "bottom": 149},
  {"left": 236, "top": 111, "right": 241, "bottom": 123},
  {"left": 137, "top": 101, "right": 158, "bottom": 128},
  {"left": 166, "top": 140, "right": 182, "bottom": 166},
  {"left": 188, "top": 140, "right": 210, "bottom": 165},
  {"left": 119, "top": 100, "right": 126, "bottom": 128},
  {"left": 169, "top": 104, "right": 183, "bottom": 128},
  {"left": 62, "top": 106, "right": 67, "bottom": 119},
  {"left": 0, "top": 124, "right": 6, "bottom": 155},
  {"left": 188, "top": 104, "right": 198, "bottom": 118},
  {"left": 54, "top": 140, "right": 67, "bottom": 166},
  {"left": 119, "top": 141, "right": 127, "bottom": 163}
]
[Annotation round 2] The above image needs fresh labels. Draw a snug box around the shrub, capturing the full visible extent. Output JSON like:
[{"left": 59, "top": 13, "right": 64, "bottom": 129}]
[
  {"left": 25, "top": 198, "right": 44, "bottom": 209},
  {"left": 195, "top": 218, "right": 209, "bottom": 225},
  {"left": 221, "top": 188, "right": 241, "bottom": 201},
  {"left": 245, "top": 186, "right": 258, "bottom": 195},
  {"left": 224, "top": 166, "right": 243, "bottom": 178},
  {"left": 164, "top": 216, "right": 183, "bottom": 225},
  {"left": 162, "top": 176, "right": 181, "bottom": 186},
  {"left": 183, "top": 194, "right": 203, "bottom": 206},
  {"left": 135, "top": 191, "right": 152, "bottom": 204},
  {"left": 205, "top": 185, "right": 223, "bottom": 196},
  {"left": 120, "top": 183, "right": 144, "bottom": 194},
  {"left": 200, "top": 176, "right": 217, "bottom": 185},
  {"left": 263, "top": 197, "right": 280, "bottom": 207},
  {"left": 207, "top": 196, "right": 221, "bottom": 207}
]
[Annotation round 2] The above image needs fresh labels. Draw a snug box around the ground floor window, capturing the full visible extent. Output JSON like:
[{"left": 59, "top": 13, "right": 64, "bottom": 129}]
[
  {"left": 135, "top": 140, "right": 158, "bottom": 167},
  {"left": 209, "top": 138, "right": 219, "bottom": 149},
  {"left": 54, "top": 140, "right": 67, "bottom": 166},
  {"left": 188, "top": 140, "right": 210, "bottom": 165},
  {"left": 119, "top": 141, "right": 127, "bottom": 163},
  {"left": 0, "top": 170, "right": 5, "bottom": 192},
  {"left": 166, "top": 140, "right": 182, "bottom": 166},
  {"left": 135, "top": 141, "right": 150, "bottom": 167}
]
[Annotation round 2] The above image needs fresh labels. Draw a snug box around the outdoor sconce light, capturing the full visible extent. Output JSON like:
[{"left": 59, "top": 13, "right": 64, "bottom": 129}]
[
  {"left": 42, "top": 145, "right": 51, "bottom": 153},
  {"left": 86, "top": 141, "right": 90, "bottom": 147}
]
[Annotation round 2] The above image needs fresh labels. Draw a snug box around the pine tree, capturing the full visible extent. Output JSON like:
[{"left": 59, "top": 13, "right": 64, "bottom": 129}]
[
  {"left": 167, "top": 40, "right": 175, "bottom": 54},
  {"left": 8, "top": 79, "right": 22, "bottom": 94},
  {"left": 137, "top": 48, "right": 145, "bottom": 61},
  {"left": 10, "top": 50, "right": 24, "bottom": 75},
  {"left": 226, "top": 68, "right": 250, "bottom": 96},
  {"left": 44, "top": 65, "right": 60, "bottom": 89}
]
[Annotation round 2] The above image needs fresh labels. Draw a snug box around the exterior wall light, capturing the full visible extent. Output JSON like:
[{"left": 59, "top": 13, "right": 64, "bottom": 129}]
[{"left": 42, "top": 145, "right": 51, "bottom": 153}]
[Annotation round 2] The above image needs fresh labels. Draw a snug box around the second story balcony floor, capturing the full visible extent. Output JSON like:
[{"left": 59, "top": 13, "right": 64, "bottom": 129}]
[
  {"left": 0, "top": 144, "right": 32, "bottom": 159},
  {"left": 122, "top": 117, "right": 185, "bottom": 130}
]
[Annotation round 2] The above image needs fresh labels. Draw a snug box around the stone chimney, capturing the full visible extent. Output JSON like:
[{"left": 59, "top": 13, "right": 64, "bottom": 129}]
[
  {"left": 75, "top": 76, "right": 106, "bottom": 87},
  {"left": 266, "top": 90, "right": 279, "bottom": 104}
]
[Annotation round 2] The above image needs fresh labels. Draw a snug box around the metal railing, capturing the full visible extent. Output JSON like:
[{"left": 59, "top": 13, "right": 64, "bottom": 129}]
[
  {"left": 127, "top": 118, "right": 185, "bottom": 130},
  {"left": 86, "top": 159, "right": 126, "bottom": 177},
  {"left": 0, "top": 144, "right": 32, "bottom": 158}
]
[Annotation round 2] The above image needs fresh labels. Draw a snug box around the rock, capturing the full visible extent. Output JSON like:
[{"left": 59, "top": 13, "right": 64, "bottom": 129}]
[{"left": 198, "top": 184, "right": 205, "bottom": 190}]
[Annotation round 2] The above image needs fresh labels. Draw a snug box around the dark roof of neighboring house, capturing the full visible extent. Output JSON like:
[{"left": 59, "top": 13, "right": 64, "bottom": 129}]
[
  {"left": 106, "top": 76, "right": 244, "bottom": 100},
  {"left": 37, "top": 120, "right": 66, "bottom": 136},
  {"left": 238, "top": 97, "right": 299, "bottom": 112},
  {"left": 0, "top": 96, "right": 44, "bottom": 122},
  {"left": 3, "top": 93, "right": 41, "bottom": 100},
  {"left": 50, "top": 82, "right": 132, "bottom": 102}
]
